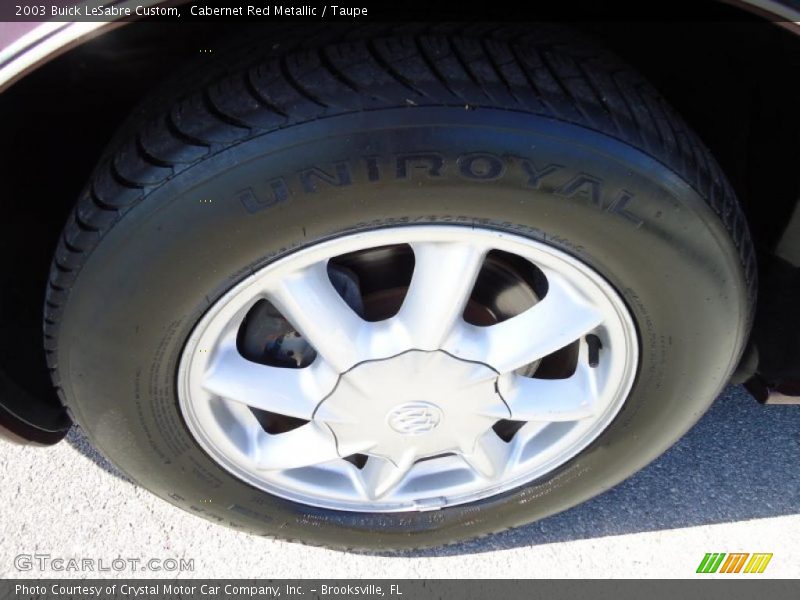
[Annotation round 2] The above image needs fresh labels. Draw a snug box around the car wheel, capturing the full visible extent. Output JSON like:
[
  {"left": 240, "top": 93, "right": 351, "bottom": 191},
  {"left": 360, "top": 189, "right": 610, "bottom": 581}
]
[{"left": 44, "top": 25, "right": 754, "bottom": 549}]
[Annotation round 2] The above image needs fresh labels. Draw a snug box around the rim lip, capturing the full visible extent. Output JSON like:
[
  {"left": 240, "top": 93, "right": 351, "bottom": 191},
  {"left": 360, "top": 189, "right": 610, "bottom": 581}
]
[{"left": 177, "top": 225, "right": 639, "bottom": 513}]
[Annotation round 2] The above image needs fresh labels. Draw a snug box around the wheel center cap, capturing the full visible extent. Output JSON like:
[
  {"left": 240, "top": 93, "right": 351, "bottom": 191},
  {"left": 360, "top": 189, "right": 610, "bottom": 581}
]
[
  {"left": 314, "top": 350, "right": 508, "bottom": 463},
  {"left": 387, "top": 401, "right": 442, "bottom": 435}
]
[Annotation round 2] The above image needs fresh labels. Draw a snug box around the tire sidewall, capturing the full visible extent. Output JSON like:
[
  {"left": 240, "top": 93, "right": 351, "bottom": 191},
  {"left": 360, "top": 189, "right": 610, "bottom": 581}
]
[{"left": 57, "top": 109, "right": 749, "bottom": 548}]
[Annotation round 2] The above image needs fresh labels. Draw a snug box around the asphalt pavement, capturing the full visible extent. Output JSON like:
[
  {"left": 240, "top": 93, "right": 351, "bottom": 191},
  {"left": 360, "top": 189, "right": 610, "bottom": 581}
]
[{"left": 0, "top": 385, "right": 797, "bottom": 578}]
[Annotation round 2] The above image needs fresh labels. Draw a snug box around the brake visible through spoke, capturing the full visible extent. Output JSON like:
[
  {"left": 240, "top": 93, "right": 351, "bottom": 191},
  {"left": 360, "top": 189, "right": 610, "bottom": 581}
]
[
  {"left": 444, "top": 271, "right": 604, "bottom": 373},
  {"left": 204, "top": 345, "right": 337, "bottom": 420}
]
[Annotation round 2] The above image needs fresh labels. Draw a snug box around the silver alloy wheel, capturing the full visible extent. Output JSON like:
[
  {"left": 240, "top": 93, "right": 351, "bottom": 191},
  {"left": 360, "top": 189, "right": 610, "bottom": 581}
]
[{"left": 178, "top": 226, "right": 639, "bottom": 512}]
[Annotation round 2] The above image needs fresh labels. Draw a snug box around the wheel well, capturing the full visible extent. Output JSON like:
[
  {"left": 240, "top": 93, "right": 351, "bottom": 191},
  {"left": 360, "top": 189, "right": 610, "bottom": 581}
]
[{"left": 0, "top": 15, "right": 798, "bottom": 420}]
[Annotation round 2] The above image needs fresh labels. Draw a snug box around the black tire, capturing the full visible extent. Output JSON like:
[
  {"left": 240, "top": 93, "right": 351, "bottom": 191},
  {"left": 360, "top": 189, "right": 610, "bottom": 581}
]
[{"left": 45, "top": 25, "right": 754, "bottom": 550}]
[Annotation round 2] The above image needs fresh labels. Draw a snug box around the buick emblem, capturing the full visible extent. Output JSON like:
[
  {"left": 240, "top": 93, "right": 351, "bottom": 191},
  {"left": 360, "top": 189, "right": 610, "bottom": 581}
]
[{"left": 387, "top": 402, "right": 442, "bottom": 435}]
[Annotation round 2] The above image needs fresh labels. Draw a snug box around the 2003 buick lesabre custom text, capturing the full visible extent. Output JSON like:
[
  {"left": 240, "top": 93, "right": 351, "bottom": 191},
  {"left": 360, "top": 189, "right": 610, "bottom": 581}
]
[{"left": 35, "top": 4, "right": 179, "bottom": 17}]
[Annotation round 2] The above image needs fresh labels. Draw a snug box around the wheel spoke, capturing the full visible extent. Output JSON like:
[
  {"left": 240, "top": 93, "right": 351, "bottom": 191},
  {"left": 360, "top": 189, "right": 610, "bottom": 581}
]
[
  {"left": 204, "top": 345, "right": 336, "bottom": 420},
  {"left": 219, "top": 399, "right": 263, "bottom": 457},
  {"left": 461, "top": 429, "right": 510, "bottom": 479},
  {"left": 495, "top": 371, "right": 597, "bottom": 423},
  {"left": 396, "top": 241, "right": 486, "bottom": 349},
  {"left": 265, "top": 262, "right": 368, "bottom": 372},
  {"left": 254, "top": 422, "right": 341, "bottom": 470},
  {"left": 359, "top": 453, "right": 416, "bottom": 500},
  {"left": 490, "top": 339, "right": 600, "bottom": 421},
  {"left": 444, "top": 271, "right": 604, "bottom": 373}
]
